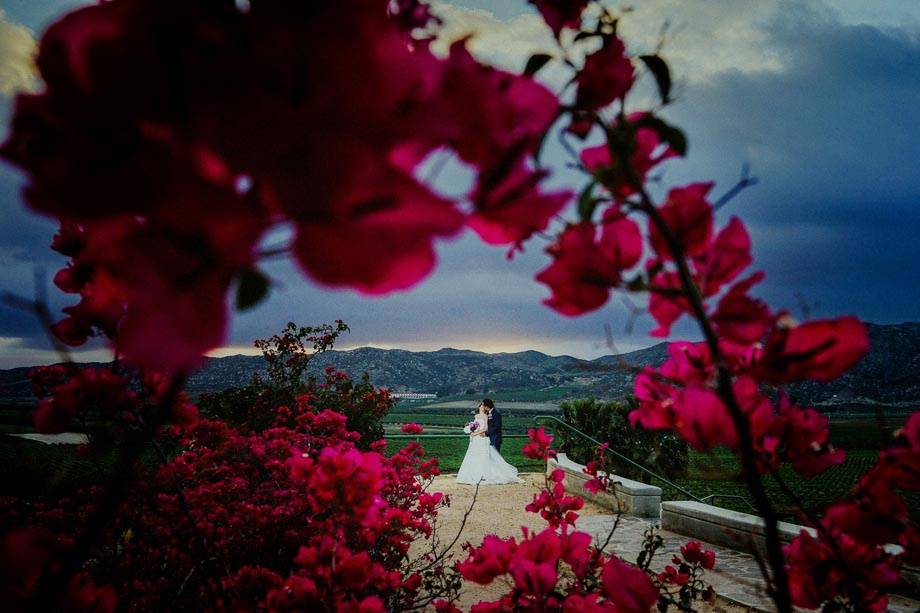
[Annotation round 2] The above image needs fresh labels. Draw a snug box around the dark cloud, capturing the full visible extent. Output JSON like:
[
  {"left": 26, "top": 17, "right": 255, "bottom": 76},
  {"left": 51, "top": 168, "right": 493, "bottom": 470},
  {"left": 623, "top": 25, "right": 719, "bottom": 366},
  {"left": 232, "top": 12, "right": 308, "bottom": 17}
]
[
  {"left": 654, "top": 8, "right": 920, "bottom": 324},
  {"left": 1, "top": 1, "right": 918, "bottom": 366}
]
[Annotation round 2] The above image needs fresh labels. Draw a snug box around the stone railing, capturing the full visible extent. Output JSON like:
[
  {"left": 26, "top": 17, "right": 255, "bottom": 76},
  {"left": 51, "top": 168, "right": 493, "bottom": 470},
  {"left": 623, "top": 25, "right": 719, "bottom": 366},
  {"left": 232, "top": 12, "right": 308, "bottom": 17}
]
[
  {"left": 548, "top": 453, "right": 661, "bottom": 518},
  {"left": 661, "top": 500, "right": 817, "bottom": 556}
]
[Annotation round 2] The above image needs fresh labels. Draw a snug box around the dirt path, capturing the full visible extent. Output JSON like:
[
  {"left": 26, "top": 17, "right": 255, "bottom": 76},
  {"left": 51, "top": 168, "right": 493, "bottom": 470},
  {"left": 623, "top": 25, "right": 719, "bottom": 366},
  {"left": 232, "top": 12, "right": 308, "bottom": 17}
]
[{"left": 417, "top": 474, "right": 748, "bottom": 612}]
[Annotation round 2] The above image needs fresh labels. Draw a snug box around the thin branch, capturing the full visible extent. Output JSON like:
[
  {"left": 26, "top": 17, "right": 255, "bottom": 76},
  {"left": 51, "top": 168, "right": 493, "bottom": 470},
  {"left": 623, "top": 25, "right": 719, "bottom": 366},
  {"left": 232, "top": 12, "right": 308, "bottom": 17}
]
[
  {"left": 257, "top": 243, "right": 292, "bottom": 259},
  {"left": 418, "top": 480, "right": 482, "bottom": 573},
  {"left": 713, "top": 164, "right": 759, "bottom": 211},
  {"left": 2, "top": 289, "right": 73, "bottom": 364},
  {"left": 603, "top": 132, "right": 792, "bottom": 611}
]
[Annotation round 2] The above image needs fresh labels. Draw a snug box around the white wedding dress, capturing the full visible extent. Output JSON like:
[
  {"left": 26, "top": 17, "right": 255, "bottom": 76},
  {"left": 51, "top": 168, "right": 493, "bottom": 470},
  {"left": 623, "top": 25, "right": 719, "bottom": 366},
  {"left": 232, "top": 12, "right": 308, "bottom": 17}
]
[{"left": 455, "top": 414, "right": 522, "bottom": 485}]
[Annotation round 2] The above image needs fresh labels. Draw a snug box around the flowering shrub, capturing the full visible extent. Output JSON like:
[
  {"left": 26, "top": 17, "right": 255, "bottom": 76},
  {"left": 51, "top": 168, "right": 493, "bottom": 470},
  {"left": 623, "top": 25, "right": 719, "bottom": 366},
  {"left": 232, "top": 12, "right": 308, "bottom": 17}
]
[
  {"left": 199, "top": 321, "right": 392, "bottom": 447},
  {"left": 401, "top": 422, "right": 424, "bottom": 435},
  {"left": 0, "top": 0, "right": 916, "bottom": 611},
  {"left": 1, "top": 397, "right": 453, "bottom": 611}
]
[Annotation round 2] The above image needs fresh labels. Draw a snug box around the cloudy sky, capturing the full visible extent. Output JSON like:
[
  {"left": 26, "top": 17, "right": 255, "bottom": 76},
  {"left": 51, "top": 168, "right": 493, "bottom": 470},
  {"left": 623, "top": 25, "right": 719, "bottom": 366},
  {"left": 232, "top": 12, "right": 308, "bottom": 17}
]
[{"left": 0, "top": 0, "right": 918, "bottom": 368}]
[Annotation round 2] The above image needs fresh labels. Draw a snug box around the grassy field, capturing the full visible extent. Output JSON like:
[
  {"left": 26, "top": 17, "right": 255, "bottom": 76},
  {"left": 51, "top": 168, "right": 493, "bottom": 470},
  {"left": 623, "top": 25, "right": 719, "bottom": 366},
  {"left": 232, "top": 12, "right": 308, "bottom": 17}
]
[
  {"left": 386, "top": 435, "right": 544, "bottom": 473},
  {"left": 1, "top": 403, "right": 914, "bottom": 522},
  {"left": 384, "top": 416, "right": 918, "bottom": 521},
  {"left": 384, "top": 404, "right": 557, "bottom": 434}
]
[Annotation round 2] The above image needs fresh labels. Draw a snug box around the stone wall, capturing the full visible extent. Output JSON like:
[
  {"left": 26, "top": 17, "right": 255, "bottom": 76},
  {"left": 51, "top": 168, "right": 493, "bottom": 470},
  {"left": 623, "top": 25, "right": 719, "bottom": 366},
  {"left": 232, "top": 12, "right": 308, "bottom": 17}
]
[{"left": 548, "top": 453, "right": 662, "bottom": 519}]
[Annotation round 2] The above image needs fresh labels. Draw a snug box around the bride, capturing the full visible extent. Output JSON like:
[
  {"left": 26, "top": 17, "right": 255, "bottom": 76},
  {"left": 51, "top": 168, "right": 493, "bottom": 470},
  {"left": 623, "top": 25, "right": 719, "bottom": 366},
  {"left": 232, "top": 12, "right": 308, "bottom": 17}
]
[{"left": 456, "top": 402, "right": 522, "bottom": 485}]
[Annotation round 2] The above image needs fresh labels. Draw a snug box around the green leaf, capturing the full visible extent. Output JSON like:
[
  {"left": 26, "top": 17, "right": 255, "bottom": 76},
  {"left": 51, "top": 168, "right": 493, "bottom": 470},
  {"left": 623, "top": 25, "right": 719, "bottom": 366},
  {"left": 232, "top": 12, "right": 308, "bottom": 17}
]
[
  {"left": 639, "top": 54, "right": 672, "bottom": 104},
  {"left": 534, "top": 107, "right": 565, "bottom": 165},
  {"left": 235, "top": 268, "right": 269, "bottom": 311},
  {"left": 660, "top": 123, "right": 687, "bottom": 156},
  {"left": 524, "top": 53, "right": 553, "bottom": 77},
  {"left": 577, "top": 180, "right": 600, "bottom": 222},
  {"left": 573, "top": 30, "right": 599, "bottom": 43},
  {"left": 634, "top": 114, "right": 688, "bottom": 156}
]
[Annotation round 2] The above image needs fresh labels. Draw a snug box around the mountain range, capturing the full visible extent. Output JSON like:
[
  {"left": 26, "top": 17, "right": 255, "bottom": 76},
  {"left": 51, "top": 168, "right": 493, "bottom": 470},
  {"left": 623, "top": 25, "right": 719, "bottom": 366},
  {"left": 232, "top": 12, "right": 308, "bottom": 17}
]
[{"left": 1, "top": 323, "right": 918, "bottom": 409}]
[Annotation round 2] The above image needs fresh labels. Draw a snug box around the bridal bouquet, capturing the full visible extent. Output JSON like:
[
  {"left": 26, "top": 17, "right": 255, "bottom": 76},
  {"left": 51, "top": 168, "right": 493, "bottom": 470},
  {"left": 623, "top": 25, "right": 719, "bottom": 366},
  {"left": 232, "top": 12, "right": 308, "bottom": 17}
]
[{"left": 463, "top": 420, "right": 480, "bottom": 435}]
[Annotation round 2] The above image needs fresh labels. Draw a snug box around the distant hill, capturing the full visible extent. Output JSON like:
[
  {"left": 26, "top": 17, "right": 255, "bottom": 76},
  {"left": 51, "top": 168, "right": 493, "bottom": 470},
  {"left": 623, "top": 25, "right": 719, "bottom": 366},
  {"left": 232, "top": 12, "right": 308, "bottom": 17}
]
[
  {"left": 1, "top": 323, "right": 918, "bottom": 410},
  {"left": 787, "top": 322, "right": 920, "bottom": 406}
]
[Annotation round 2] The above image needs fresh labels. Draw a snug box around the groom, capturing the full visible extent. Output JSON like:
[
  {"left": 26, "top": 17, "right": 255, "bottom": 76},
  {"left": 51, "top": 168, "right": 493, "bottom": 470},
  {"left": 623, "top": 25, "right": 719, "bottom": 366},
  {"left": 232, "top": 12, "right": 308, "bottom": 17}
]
[{"left": 482, "top": 398, "right": 502, "bottom": 452}]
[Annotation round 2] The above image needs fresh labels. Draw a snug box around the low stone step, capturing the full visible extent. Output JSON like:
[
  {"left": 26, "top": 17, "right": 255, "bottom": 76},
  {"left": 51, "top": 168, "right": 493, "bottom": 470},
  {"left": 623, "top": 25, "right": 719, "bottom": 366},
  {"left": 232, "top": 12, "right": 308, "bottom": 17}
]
[
  {"left": 660, "top": 500, "right": 817, "bottom": 555},
  {"left": 549, "top": 453, "right": 662, "bottom": 518}
]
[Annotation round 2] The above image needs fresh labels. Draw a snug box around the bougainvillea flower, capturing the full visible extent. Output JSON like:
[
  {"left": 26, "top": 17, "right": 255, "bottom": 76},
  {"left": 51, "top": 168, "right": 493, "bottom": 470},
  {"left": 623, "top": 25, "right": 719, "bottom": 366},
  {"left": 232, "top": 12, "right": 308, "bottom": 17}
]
[
  {"left": 537, "top": 210, "right": 642, "bottom": 316},
  {"left": 630, "top": 368, "right": 679, "bottom": 431},
  {"left": 680, "top": 540, "right": 716, "bottom": 569},
  {"left": 508, "top": 528, "right": 562, "bottom": 595},
  {"left": 869, "top": 411, "right": 920, "bottom": 490},
  {"left": 561, "top": 593, "right": 617, "bottom": 613},
  {"left": 784, "top": 530, "right": 899, "bottom": 612},
  {"left": 529, "top": 0, "right": 590, "bottom": 36},
  {"left": 822, "top": 482, "right": 910, "bottom": 546},
  {"left": 525, "top": 479, "right": 584, "bottom": 528},
  {"left": 400, "top": 423, "right": 424, "bottom": 435},
  {"left": 308, "top": 447, "right": 384, "bottom": 515},
  {"left": 674, "top": 387, "right": 738, "bottom": 452},
  {"left": 649, "top": 182, "right": 714, "bottom": 260},
  {"left": 292, "top": 141, "right": 464, "bottom": 295},
  {"left": 633, "top": 368, "right": 771, "bottom": 454},
  {"left": 774, "top": 392, "right": 846, "bottom": 477},
  {"left": 388, "top": 0, "right": 441, "bottom": 33},
  {"left": 658, "top": 564, "right": 690, "bottom": 585},
  {"left": 753, "top": 316, "right": 869, "bottom": 383},
  {"left": 522, "top": 426, "right": 557, "bottom": 460},
  {"left": 468, "top": 163, "right": 570, "bottom": 249},
  {"left": 660, "top": 341, "right": 714, "bottom": 386},
  {"left": 32, "top": 367, "right": 134, "bottom": 434},
  {"left": 646, "top": 215, "right": 750, "bottom": 335},
  {"left": 559, "top": 531, "right": 595, "bottom": 579},
  {"left": 581, "top": 113, "right": 680, "bottom": 199},
  {"left": 2, "top": 0, "right": 565, "bottom": 375},
  {"left": 600, "top": 557, "right": 658, "bottom": 613},
  {"left": 80, "top": 213, "right": 262, "bottom": 373},
  {"left": 712, "top": 272, "right": 771, "bottom": 345},
  {"left": 458, "top": 535, "right": 518, "bottom": 585},
  {"left": 647, "top": 269, "right": 690, "bottom": 337},
  {"left": 575, "top": 36, "right": 634, "bottom": 111},
  {"left": 695, "top": 217, "right": 753, "bottom": 296},
  {"left": 435, "top": 41, "right": 559, "bottom": 171}
]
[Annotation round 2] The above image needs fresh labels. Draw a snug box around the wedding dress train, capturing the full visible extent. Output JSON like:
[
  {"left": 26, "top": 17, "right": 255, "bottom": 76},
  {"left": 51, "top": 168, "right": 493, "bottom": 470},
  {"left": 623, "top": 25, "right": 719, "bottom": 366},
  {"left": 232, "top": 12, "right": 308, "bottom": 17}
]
[{"left": 455, "top": 414, "right": 522, "bottom": 485}]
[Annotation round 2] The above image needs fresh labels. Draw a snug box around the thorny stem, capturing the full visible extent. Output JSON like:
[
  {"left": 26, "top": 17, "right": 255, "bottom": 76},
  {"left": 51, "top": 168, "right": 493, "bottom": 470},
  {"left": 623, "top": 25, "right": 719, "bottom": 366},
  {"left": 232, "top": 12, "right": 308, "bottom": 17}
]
[
  {"left": 638, "top": 189, "right": 792, "bottom": 612},
  {"left": 418, "top": 479, "right": 482, "bottom": 574},
  {"left": 599, "top": 124, "right": 793, "bottom": 610}
]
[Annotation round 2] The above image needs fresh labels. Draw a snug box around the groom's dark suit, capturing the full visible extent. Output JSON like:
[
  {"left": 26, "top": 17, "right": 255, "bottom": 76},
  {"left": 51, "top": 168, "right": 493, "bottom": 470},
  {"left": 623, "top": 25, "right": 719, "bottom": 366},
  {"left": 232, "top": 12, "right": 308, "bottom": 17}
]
[{"left": 487, "top": 408, "right": 503, "bottom": 452}]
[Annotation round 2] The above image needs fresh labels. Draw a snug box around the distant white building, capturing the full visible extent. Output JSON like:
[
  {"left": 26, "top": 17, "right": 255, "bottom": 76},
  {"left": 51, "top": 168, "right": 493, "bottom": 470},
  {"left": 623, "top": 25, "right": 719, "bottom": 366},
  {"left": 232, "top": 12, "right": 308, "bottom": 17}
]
[{"left": 391, "top": 392, "right": 437, "bottom": 400}]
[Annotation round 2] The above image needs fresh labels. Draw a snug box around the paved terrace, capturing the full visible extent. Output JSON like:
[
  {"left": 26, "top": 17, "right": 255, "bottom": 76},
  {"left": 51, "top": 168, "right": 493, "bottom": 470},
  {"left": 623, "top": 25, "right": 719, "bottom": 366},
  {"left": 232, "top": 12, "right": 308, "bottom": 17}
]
[{"left": 425, "top": 474, "right": 920, "bottom": 613}]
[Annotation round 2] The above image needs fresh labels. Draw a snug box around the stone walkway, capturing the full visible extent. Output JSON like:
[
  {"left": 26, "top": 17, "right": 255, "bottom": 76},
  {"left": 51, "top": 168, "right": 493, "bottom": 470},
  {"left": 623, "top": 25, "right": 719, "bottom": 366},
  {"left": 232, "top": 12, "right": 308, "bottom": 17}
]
[
  {"left": 575, "top": 515, "right": 920, "bottom": 613},
  {"left": 576, "top": 513, "right": 920, "bottom": 613},
  {"left": 577, "top": 514, "right": 768, "bottom": 609}
]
